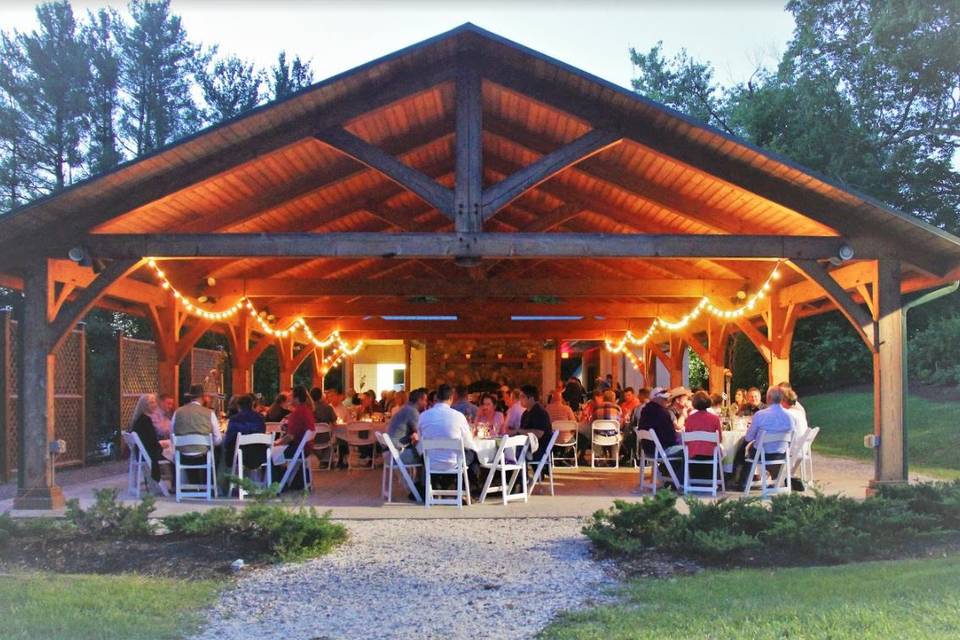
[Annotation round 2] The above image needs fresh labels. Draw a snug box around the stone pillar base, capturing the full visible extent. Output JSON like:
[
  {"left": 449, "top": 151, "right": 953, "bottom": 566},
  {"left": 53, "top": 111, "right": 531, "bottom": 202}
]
[{"left": 13, "top": 485, "right": 65, "bottom": 510}]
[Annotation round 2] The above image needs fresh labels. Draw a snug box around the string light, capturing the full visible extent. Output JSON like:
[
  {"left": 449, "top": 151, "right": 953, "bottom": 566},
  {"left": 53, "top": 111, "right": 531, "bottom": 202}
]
[
  {"left": 146, "top": 258, "right": 364, "bottom": 355},
  {"left": 604, "top": 261, "right": 783, "bottom": 355}
]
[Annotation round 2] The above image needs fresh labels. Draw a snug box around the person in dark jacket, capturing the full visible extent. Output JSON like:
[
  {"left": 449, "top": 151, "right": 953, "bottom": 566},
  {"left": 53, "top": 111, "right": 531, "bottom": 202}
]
[
  {"left": 224, "top": 394, "right": 268, "bottom": 471},
  {"left": 127, "top": 393, "right": 171, "bottom": 496}
]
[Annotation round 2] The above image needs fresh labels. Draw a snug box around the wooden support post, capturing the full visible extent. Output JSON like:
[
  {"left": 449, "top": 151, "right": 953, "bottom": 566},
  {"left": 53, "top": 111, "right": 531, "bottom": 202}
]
[
  {"left": 667, "top": 335, "right": 685, "bottom": 389},
  {"left": 872, "top": 259, "right": 906, "bottom": 487},
  {"left": 14, "top": 259, "right": 64, "bottom": 510},
  {"left": 313, "top": 348, "right": 325, "bottom": 392},
  {"left": 705, "top": 319, "right": 729, "bottom": 395},
  {"left": 403, "top": 342, "right": 411, "bottom": 391},
  {"left": 767, "top": 291, "right": 799, "bottom": 386},
  {"left": 0, "top": 309, "right": 9, "bottom": 483}
]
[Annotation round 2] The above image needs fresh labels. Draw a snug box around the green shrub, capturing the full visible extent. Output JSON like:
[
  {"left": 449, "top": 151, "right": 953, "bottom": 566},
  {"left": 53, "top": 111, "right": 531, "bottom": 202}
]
[
  {"left": 586, "top": 481, "right": 960, "bottom": 567},
  {"left": 584, "top": 492, "right": 684, "bottom": 555},
  {"left": 65, "top": 488, "right": 155, "bottom": 537},
  {"left": 909, "top": 316, "right": 960, "bottom": 386},
  {"left": 163, "top": 504, "right": 347, "bottom": 562}
]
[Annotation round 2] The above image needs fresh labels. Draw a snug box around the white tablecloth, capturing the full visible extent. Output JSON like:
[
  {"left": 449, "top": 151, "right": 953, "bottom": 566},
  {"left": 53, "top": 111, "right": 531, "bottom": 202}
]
[
  {"left": 722, "top": 429, "right": 747, "bottom": 472},
  {"left": 472, "top": 433, "right": 540, "bottom": 465}
]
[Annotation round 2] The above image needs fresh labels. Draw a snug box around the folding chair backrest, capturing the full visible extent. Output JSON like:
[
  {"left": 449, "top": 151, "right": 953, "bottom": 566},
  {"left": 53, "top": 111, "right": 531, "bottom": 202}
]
[
  {"left": 553, "top": 420, "right": 578, "bottom": 443},
  {"left": 291, "top": 429, "right": 316, "bottom": 458},
  {"left": 172, "top": 434, "right": 213, "bottom": 450},
  {"left": 422, "top": 437, "right": 465, "bottom": 472},
  {"left": 591, "top": 419, "right": 619, "bottom": 432},
  {"left": 682, "top": 431, "right": 720, "bottom": 445},
  {"left": 123, "top": 431, "right": 146, "bottom": 460},
  {"left": 757, "top": 429, "right": 792, "bottom": 451},
  {"left": 314, "top": 422, "right": 333, "bottom": 446},
  {"left": 236, "top": 432, "right": 274, "bottom": 447},
  {"left": 501, "top": 434, "right": 530, "bottom": 465}
]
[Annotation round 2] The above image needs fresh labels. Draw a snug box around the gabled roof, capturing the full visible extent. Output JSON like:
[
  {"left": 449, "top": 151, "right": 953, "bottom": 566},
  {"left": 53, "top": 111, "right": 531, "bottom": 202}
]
[{"left": 1, "top": 22, "right": 958, "bottom": 277}]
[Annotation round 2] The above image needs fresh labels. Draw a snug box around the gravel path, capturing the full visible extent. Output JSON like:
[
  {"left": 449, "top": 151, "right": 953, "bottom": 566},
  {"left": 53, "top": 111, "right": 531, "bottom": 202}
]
[{"left": 193, "top": 518, "right": 614, "bottom": 640}]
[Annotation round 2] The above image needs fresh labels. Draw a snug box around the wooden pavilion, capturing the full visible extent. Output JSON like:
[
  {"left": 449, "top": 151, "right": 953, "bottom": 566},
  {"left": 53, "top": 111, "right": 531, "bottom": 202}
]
[{"left": 1, "top": 24, "right": 959, "bottom": 509}]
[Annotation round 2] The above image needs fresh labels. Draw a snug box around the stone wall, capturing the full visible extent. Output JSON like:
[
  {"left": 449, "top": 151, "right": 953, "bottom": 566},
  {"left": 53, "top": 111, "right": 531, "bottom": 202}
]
[{"left": 424, "top": 338, "right": 544, "bottom": 390}]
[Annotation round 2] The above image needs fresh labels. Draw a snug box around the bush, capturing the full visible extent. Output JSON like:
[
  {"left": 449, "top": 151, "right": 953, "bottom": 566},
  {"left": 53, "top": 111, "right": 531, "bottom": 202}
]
[
  {"left": 584, "top": 492, "right": 684, "bottom": 556},
  {"left": 584, "top": 481, "right": 960, "bottom": 567},
  {"left": 909, "top": 315, "right": 960, "bottom": 386},
  {"left": 65, "top": 488, "right": 156, "bottom": 537},
  {"left": 163, "top": 504, "right": 347, "bottom": 562}
]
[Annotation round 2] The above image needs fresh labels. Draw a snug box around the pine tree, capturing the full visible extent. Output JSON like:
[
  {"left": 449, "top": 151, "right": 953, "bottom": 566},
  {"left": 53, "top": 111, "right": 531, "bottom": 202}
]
[
  {"left": 199, "top": 54, "right": 263, "bottom": 122},
  {"left": 269, "top": 50, "right": 313, "bottom": 101},
  {"left": 0, "top": 94, "right": 39, "bottom": 209},
  {"left": 0, "top": 1, "right": 89, "bottom": 192},
  {"left": 82, "top": 7, "right": 122, "bottom": 173},
  {"left": 117, "top": 0, "right": 204, "bottom": 156}
]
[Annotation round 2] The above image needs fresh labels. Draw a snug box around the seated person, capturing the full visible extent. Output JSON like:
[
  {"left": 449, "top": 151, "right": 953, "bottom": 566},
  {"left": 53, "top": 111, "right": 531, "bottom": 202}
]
[
  {"left": 172, "top": 384, "right": 223, "bottom": 484},
  {"left": 271, "top": 385, "right": 314, "bottom": 468},
  {"left": 637, "top": 387, "right": 683, "bottom": 485},
  {"left": 418, "top": 384, "right": 480, "bottom": 489},
  {"left": 514, "top": 384, "right": 553, "bottom": 463},
  {"left": 737, "top": 387, "right": 765, "bottom": 417},
  {"left": 451, "top": 384, "right": 479, "bottom": 422},
  {"left": 684, "top": 391, "right": 723, "bottom": 480},
  {"left": 475, "top": 393, "right": 505, "bottom": 436},
  {"left": 386, "top": 388, "right": 427, "bottom": 464},
  {"left": 546, "top": 389, "right": 577, "bottom": 424},
  {"left": 310, "top": 386, "right": 338, "bottom": 425},
  {"left": 730, "top": 386, "right": 795, "bottom": 489},
  {"left": 127, "top": 393, "right": 171, "bottom": 496},
  {"left": 224, "top": 394, "right": 267, "bottom": 473},
  {"left": 265, "top": 393, "right": 290, "bottom": 422}
]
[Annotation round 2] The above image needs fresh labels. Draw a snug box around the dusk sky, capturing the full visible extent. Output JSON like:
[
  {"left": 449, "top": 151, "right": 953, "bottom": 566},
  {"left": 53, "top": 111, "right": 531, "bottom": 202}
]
[{"left": 1, "top": 1, "right": 795, "bottom": 90}]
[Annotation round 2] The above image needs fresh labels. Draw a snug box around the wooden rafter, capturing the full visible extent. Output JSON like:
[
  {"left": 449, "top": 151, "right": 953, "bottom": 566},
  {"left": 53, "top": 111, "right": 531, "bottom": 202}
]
[{"left": 791, "top": 259, "right": 876, "bottom": 350}]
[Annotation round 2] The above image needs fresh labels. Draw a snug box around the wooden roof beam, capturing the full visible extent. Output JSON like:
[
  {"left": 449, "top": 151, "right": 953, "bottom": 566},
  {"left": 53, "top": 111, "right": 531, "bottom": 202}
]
[
  {"left": 269, "top": 300, "right": 694, "bottom": 318},
  {"left": 482, "top": 63, "right": 949, "bottom": 275},
  {"left": 0, "top": 65, "right": 456, "bottom": 271},
  {"left": 90, "top": 232, "right": 849, "bottom": 260},
  {"left": 209, "top": 277, "right": 744, "bottom": 299},
  {"left": 315, "top": 126, "right": 455, "bottom": 217}
]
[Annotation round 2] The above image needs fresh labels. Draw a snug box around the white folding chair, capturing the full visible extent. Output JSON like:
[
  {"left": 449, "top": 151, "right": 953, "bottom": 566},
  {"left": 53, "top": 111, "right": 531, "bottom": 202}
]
[
  {"left": 682, "top": 431, "right": 725, "bottom": 497},
  {"left": 230, "top": 432, "right": 273, "bottom": 500},
  {"left": 744, "top": 430, "right": 793, "bottom": 498},
  {"left": 590, "top": 419, "right": 621, "bottom": 468},
  {"left": 551, "top": 420, "right": 578, "bottom": 467},
  {"left": 790, "top": 426, "right": 819, "bottom": 484},
  {"left": 311, "top": 422, "right": 335, "bottom": 471},
  {"left": 343, "top": 422, "right": 377, "bottom": 470},
  {"left": 172, "top": 433, "right": 217, "bottom": 502},
  {"left": 376, "top": 432, "right": 422, "bottom": 503},
  {"left": 122, "top": 431, "right": 152, "bottom": 499},
  {"left": 479, "top": 434, "right": 530, "bottom": 505},
  {"left": 276, "top": 429, "right": 316, "bottom": 494},
  {"left": 528, "top": 430, "right": 560, "bottom": 496},
  {"left": 636, "top": 429, "right": 683, "bottom": 494},
  {"left": 422, "top": 437, "right": 471, "bottom": 509}
]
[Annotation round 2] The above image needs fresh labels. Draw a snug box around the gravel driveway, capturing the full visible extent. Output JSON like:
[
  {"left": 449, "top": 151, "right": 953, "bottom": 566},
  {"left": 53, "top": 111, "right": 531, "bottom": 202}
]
[{"left": 193, "top": 517, "right": 613, "bottom": 640}]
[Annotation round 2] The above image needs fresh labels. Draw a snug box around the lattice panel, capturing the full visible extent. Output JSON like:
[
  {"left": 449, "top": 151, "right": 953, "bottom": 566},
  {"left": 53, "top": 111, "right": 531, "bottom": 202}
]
[
  {"left": 119, "top": 337, "right": 158, "bottom": 428},
  {"left": 191, "top": 348, "right": 224, "bottom": 393},
  {"left": 5, "top": 321, "right": 85, "bottom": 468}
]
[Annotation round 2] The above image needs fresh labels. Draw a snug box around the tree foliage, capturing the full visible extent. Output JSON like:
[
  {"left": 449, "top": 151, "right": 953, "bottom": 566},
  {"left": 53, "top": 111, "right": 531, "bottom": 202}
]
[{"left": 0, "top": 0, "right": 316, "bottom": 209}]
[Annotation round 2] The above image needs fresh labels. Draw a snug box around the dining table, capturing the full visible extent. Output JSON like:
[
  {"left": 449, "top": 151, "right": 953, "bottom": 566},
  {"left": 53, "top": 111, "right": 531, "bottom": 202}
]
[
  {"left": 721, "top": 428, "right": 748, "bottom": 472},
  {"left": 470, "top": 432, "right": 540, "bottom": 465}
]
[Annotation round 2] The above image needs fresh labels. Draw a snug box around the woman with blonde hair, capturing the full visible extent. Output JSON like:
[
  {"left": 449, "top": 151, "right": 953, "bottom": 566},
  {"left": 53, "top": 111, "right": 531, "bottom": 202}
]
[{"left": 127, "top": 393, "right": 171, "bottom": 496}]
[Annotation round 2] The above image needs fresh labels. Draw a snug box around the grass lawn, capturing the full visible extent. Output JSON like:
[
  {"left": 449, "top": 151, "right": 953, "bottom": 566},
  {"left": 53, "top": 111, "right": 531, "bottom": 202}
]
[
  {"left": 543, "top": 554, "right": 960, "bottom": 640},
  {"left": 803, "top": 391, "right": 960, "bottom": 478},
  {"left": 0, "top": 572, "right": 220, "bottom": 640}
]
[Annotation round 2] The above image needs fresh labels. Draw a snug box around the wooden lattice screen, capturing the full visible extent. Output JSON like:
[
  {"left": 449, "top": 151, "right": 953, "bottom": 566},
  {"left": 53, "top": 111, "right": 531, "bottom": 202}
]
[
  {"left": 1, "top": 314, "right": 85, "bottom": 478},
  {"left": 190, "top": 347, "right": 225, "bottom": 413},
  {"left": 118, "top": 336, "right": 158, "bottom": 430}
]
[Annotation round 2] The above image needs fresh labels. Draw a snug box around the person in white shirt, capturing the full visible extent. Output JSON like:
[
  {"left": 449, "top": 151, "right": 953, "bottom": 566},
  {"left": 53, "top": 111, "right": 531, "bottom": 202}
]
[
  {"left": 417, "top": 383, "right": 479, "bottom": 475},
  {"left": 778, "top": 382, "right": 808, "bottom": 440},
  {"left": 732, "top": 386, "right": 796, "bottom": 489}
]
